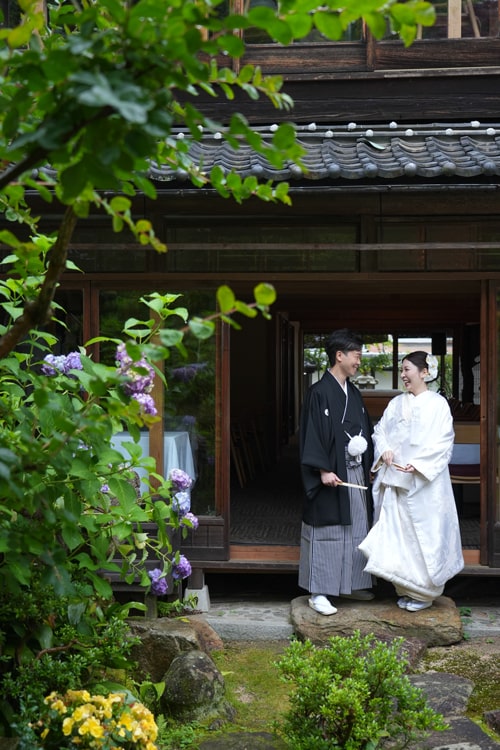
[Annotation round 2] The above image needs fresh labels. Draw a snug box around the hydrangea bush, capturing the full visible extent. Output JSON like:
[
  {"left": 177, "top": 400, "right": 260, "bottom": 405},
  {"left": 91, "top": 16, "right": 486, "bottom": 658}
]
[{"left": 0, "top": 253, "right": 276, "bottom": 740}]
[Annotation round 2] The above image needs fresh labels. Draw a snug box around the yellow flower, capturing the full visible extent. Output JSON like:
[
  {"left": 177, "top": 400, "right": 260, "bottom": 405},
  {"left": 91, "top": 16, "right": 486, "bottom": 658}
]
[
  {"left": 78, "top": 716, "right": 105, "bottom": 738},
  {"left": 118, "top": 710, "right": 135, "bottom": 730},
  {"left": 67, "top": 689, "right": 92, "bottom": 703},
  {"left": 39, "top": 691, "right": 159, "bottom": 749},
  {"left": 62, "top": 716, "right": 75, "bottom": 736},
  {"left": 51, "top": 698, "right": 68, "bottom": 714},
  {"left": 130, "top": 703, "right": 151, "bottom": 720},
  {"left": 73, "top": 704, "right": 95, "bottom": 722},
  {"left": 108, "top": 692, "right": 126, "bottom": 704}
]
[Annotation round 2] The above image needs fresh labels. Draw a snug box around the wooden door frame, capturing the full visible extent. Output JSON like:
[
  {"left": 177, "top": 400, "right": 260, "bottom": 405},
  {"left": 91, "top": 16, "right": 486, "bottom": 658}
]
[{"left": 484, "top": 281, "right": 500, "bottom": 567}]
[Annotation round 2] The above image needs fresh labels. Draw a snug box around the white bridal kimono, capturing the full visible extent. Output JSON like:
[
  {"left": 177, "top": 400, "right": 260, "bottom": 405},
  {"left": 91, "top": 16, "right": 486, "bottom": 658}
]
[{"left": 358, "top": 390, "right": 464, "bottom": 601}]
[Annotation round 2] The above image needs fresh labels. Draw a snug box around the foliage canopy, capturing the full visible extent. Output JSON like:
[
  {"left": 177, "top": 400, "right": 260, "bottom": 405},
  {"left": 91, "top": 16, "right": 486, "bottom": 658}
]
[{"left": 0, "top": 0, "right": 434, "bottom": 742}]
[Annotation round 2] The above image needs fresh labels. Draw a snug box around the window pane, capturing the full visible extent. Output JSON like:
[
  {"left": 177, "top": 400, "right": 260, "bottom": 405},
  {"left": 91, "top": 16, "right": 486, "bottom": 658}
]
[
  {"left": 389, "top": 0, "right": 499, "bottom": 39},
  {"left": 99, "top": 289, "right": 216, "bottom": 516},
  {"left": 164, "top": 290, "right": 217, "bottom": 517}
]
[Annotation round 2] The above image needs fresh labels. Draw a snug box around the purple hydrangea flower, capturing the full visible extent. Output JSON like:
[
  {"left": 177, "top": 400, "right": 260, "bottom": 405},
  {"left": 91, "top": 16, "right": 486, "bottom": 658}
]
[
  {"left": 172, "top": 491, "right": 191, "bottom": 516},
  {"left": 132, "top": 393, "right": 157, "bottom": 416},
  {"left": 182, "top": 415, "right": 197, "bottom": 428},
  {"left": 116, "top": 343, "right": 155, "bottom": 396},
  {"left": 148, "top": 568, "right": 168, "bottom": 596},
  {"left": 41, "top": 352, "right": 83, "bottom": 376},
  {"left": 122, "top": 367, "right": 155, "bottom": 396},
  {"left": 63, "top": 351, "right": 83, "bottom": 372},
  {"left": 41, "top": 354, "right": 67, "bottom": 376},
  {"left": 100, "top": 484, "right": 110, "bottom": 494},
  {"left": 169, "top": 468, "right": 193, "bottom": 492},
  {"left": 115, "top": 342, "right": 132, "bottom": 368},
  {"left": 182, "top": 512, "right": 199, "bottom": 530},
  {"left": 172, "top": 555, "right": 192, "bottom": 580}
]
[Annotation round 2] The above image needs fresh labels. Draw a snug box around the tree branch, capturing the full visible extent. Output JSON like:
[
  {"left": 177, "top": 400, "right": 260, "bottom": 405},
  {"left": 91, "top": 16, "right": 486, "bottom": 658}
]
[{"left": 0, "top": 204, "right": 79, "bottom": 359}]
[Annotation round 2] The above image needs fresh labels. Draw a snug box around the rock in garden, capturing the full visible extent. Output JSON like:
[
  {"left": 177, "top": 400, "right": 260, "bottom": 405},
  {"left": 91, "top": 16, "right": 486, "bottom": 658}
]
[
  {"left": 128, "top": 617, "right": 204, "bottom": 682},
  {"left": 408, "top": 672, "right": 474, "bottom": 717},
  {"left": 161, "top": 650, "right": 236, "bottom": 724},
  {"left": 484, "top": 709, "right": 500, "bottom": 734},
  {"left": 291, "top": 595, "right": 463, "bottom": 648},
  {"left": 186, "top": 613, "right": 225, "bottom": 652}
]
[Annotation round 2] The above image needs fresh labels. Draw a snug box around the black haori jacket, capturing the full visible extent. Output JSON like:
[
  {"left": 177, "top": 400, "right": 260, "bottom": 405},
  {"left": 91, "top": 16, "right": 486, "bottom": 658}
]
[{"left": 299, "top": 371, "right": 374, "bottom": 527}]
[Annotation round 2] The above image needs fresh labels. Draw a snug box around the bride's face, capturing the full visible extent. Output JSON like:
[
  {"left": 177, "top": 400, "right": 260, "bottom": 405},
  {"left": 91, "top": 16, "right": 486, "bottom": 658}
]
[{"left": 400, "top": 359, "right": 428, "bottom": 394}]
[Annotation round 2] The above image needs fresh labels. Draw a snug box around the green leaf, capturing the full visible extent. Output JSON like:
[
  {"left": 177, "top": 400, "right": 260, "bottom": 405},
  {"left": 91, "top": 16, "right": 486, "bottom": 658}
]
[
  {"left": 72, "top": 73, "right": 151, "bottom": 123},
  {"left": 33, "top": 623, "right": 54, "bottom": 650},
  {"left": 364, "top": 12, "right": 388, "bottom": 39},
  {"left": 158, "top": 328, "right": 184, "bottom": 347},
  {"left": 61, "top": 524, "right": 85, "bottom": 551},
  {"left": 7, "top": 24, "right": 34, "bottom": 48},
  {"left": 217, "top": 33, "right": 245, "bottom": 57},
  {"left": 234, "top": 300, "right": 257, "bottom": 318},
  {"left": 254, "top": 283, "right": 277, "bottom": 306},
  {"left": 60, "top": 163, "right": 89, "bottom": 201},
  {"left": 217, "top": 285, "right": 236, "bottom": 313},
  {"left": 188, "top": 318, "right": 215, "bottom": 340},
  {"left": 110, "top": 196, "right": 132, "bottom": 213},
  {"left": 398, "top": 24, "right": 418, "bottom": 46},
  {"left": 67, "top": 601, "right": 86, "bottom": 626},
  {"left": 313, "top": 10, "right": 344, "bottom": 40},
  {"left": 286, "top": 11, "right": 313, "bottom": 39},
  {"left": 274, "top": 181, "right": 291, "bottom": 204}
]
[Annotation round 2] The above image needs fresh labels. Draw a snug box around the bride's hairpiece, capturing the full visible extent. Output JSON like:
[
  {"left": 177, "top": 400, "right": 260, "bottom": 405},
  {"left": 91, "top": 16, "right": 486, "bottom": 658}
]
[{"left": 424, "top": 353, "right": 439, "bottom": 382}]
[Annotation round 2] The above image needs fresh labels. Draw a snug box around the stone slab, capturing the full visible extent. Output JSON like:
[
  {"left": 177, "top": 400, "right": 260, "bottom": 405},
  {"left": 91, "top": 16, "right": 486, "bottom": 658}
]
[{"left": 291, "top": 595, "right": 463, "bottom": 647}]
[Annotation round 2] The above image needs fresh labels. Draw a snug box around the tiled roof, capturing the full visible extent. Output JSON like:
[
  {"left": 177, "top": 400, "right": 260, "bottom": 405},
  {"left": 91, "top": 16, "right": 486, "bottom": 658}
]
[{"left": 148, "top": 122, "right": 500, "bottom": 184}]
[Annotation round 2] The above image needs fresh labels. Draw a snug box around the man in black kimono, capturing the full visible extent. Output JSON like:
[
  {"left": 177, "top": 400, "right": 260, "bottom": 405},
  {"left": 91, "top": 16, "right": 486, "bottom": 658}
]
[{"left": 299, "top": 328, "right": 374, "bottom": 615}]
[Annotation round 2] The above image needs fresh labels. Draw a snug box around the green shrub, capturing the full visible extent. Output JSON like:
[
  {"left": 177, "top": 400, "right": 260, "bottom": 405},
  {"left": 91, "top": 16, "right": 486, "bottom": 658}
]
[
  {"left": 274, "top": 631, "right": 448, "bottom": 750},
  {"left": 0, "top": 574, "right": 139, "bottom": 742}
]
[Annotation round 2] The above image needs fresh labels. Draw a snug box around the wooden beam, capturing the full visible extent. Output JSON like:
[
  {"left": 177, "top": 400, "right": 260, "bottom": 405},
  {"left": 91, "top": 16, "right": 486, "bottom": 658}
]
[{"left": 229, "top": 545, "right": 300, "bottom": 562}]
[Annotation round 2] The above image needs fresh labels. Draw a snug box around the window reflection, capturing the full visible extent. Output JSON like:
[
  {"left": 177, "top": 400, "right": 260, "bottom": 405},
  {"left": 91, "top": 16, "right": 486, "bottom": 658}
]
[
  {"left": 99, "top": 289, "right": 216, "bottom": 517},
  {"left": 304, "top": 333, "right": 450, "bottom": 394}
]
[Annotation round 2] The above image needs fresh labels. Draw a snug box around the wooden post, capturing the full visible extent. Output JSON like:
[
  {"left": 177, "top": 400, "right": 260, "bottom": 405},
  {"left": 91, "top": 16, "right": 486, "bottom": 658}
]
[{"left": 448, "top": 0, "right": 462, "bottom": 37}]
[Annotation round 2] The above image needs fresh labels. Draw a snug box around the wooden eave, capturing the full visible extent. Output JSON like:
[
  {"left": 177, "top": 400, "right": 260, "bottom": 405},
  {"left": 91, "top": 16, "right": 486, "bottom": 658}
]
[{"left": 144, "top": 122, "right": 500, "bottom": 185}]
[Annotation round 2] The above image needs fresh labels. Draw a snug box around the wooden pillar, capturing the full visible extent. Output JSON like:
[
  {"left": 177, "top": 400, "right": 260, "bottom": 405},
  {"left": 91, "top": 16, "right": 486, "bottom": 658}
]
[{"left": 448, "top": 0, "right": 462, "bottom": 37}]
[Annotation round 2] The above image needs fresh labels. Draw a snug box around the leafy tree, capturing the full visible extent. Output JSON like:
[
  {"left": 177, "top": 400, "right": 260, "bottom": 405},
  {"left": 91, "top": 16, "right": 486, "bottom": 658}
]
[
  {"left": 0, "top": 0, "right": 435, "bottom": 740},
  {"left": 0, "top": 0, "right": 434, "bottom": 354}
]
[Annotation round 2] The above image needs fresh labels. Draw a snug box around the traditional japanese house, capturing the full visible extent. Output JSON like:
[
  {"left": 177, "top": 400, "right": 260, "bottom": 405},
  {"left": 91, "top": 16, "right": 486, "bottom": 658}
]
[{"left": 5, "top": 0, "right": 500, "bottom": 596}]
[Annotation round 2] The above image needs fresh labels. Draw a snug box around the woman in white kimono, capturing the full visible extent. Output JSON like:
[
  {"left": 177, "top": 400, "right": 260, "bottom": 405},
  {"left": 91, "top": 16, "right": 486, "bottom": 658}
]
[{"left": 358, "top": 351, "right": 464, "bottom": 612}]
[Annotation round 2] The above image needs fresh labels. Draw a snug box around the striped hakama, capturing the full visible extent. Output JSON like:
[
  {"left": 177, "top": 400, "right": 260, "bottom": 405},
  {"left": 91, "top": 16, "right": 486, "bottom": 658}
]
[{"left": 298, "top": 449, "right": 373, "bottom": 596}]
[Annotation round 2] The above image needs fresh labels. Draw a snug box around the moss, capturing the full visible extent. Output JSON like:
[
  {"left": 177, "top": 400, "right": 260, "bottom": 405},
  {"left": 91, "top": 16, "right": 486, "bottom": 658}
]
[
  {"left": 211, "top": 640, "right": 291, "bottom": 731},
  {"left": 419, "top": 647, "right": 500, "bottom": 729}
]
